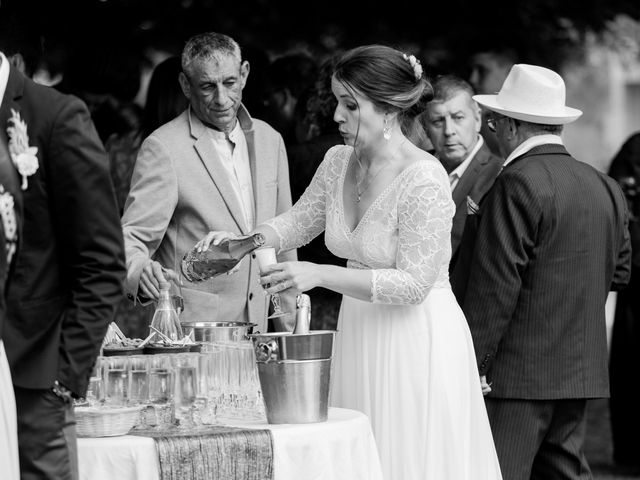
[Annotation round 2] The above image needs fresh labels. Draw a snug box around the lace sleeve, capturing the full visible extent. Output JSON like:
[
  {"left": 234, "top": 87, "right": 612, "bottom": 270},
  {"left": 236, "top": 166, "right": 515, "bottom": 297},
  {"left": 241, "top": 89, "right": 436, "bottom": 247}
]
[
  {"left": 372, "top": 163, "right": 454, "bottom": 304},
  {"left": 263, "top": 147, "right": 340, "bottom": 252}
]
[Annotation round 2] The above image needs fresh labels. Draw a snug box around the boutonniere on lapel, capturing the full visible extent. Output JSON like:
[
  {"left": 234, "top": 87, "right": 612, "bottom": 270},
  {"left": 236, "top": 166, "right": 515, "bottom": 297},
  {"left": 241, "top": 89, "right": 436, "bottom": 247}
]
[{"left": 7, "top": 109, "right": 39, "bottom": 190}]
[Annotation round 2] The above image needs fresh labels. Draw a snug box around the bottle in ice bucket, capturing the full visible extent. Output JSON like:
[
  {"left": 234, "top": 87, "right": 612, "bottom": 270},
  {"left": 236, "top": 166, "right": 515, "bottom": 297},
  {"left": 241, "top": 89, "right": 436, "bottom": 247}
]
[
  {"left": 150, "top": 282, "right": 183, "bottom": 342},
  {"left": 293, "top": 293, "right": 311, "bottom": 334},
  {"left": 181, "top": 232, "right": 266, "bottom": 282}
]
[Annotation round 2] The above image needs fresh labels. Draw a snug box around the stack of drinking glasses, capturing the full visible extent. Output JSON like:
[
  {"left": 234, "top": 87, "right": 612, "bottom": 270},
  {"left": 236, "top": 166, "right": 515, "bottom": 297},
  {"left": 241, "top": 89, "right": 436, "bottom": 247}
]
[
  {"left": 81, "top": 344, "right": 264, "bottom": 431},
  {"left": 206, "top": 340, "right": 264, "bottom": 422}
]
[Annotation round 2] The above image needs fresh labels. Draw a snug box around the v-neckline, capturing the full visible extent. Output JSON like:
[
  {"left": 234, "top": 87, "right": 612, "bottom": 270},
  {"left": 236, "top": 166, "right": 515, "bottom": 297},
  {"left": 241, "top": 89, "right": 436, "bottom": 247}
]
[{"left": 339, "top": 150, "right": 423, "bottom": 235}]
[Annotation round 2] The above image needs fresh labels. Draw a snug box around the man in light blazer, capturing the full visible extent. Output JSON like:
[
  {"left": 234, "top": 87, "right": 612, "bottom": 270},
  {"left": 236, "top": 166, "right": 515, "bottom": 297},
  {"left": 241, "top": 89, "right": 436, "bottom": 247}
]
[
  {"left": 424, "top": 75, "right": 502, "bottom": 272},
  {"left": 454, "top": 64, "right": 631, "bottom": 479},
  {"left": 122, "top": 32, "right": 296, "bottom": 333}
]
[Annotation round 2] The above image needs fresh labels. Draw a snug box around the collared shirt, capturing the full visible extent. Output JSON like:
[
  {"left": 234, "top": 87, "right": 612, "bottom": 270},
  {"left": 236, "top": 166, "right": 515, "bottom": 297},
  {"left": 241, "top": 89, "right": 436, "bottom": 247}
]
[
  {"left": 503, "top": 134, "right": 564, "bottom": 167},
  {"left": 208, "top": 121, "right": 255, "bottom": 230},
  {"left": 448, "top": 135, "right": 484, "bottom": 191},
  {"left": 0, "top": 53, "right": 9, "bottom": 106}
]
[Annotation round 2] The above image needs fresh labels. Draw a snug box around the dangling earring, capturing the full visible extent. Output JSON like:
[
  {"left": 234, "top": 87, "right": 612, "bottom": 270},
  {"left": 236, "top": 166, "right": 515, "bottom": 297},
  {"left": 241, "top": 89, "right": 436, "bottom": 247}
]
[{"left": 383, "top": 115, "right": 392, "bottom": 141}]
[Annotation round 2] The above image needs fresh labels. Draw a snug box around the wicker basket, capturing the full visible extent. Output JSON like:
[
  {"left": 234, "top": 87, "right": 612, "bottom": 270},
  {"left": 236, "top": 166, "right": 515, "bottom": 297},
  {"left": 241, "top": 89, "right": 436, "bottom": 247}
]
[{"left": 75, "top": 406, "right": 141, "bottom": 437}]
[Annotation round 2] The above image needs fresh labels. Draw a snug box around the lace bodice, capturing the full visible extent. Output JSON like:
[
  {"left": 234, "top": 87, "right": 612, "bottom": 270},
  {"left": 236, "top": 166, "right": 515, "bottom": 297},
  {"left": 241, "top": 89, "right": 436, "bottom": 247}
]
[{"left": 264, "top": 145, "right": 454, "bottom": 304}]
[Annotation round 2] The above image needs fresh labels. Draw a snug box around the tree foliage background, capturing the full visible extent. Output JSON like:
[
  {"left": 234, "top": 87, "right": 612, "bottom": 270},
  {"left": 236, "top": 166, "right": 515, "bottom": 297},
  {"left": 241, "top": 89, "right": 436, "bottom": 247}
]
[{"left": 2, "top": 0, "right": 640, "bottom": 84}]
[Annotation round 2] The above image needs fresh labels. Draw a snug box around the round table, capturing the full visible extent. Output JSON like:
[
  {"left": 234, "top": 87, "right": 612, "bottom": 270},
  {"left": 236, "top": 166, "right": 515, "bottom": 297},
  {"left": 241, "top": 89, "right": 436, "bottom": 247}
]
[{"left": 78, "top": 407, "right": 383, "bottom": 480}]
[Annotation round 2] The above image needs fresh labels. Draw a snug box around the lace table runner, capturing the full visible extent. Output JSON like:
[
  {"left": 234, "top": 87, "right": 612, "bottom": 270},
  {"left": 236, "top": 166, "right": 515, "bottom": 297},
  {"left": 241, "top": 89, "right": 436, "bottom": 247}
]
[{"left": 132, "top": 425, "right": 273, "bottom": 480}]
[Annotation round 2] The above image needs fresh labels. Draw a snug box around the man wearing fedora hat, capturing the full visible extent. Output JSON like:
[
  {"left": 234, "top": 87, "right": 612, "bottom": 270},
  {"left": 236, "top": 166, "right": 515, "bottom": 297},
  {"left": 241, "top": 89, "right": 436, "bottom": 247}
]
[{"left": 453, "top": 64, "right": 631, "bottom": 479}]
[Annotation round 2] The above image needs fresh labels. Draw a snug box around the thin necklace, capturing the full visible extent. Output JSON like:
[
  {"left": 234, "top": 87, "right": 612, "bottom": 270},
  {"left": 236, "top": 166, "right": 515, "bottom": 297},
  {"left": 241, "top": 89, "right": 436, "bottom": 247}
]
[{"left": 355, "top": 157, "right": 391, "bottom": 203}]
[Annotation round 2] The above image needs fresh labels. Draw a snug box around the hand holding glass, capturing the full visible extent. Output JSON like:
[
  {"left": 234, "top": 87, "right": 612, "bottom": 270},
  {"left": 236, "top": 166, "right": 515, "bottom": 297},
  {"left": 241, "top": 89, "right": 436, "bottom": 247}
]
[{"left": 255, "top": 247, "right": 288, "bottom": 319}]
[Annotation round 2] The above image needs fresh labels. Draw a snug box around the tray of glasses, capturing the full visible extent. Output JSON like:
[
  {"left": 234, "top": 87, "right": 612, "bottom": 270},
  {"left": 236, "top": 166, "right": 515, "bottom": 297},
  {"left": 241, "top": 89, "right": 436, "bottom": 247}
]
[{"left": 102, "top": 346, "right": 145, "bottom": 356}]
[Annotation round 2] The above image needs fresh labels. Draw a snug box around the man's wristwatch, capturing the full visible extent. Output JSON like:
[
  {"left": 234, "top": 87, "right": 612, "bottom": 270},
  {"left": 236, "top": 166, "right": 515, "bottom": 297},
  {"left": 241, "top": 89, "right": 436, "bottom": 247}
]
[{"left": 52, "top": 380, "right": 74, "bottom": 403}]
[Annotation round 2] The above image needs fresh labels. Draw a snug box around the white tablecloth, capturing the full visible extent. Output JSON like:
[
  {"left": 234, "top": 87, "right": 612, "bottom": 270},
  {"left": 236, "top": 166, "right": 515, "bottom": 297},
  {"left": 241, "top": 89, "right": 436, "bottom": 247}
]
[{"left": 78, "top": 407, "right": 383, "bottom": 480}]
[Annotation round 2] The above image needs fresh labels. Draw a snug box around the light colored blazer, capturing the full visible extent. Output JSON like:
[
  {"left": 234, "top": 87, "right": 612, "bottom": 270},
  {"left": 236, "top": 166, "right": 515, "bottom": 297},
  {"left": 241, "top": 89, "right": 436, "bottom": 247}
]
[{"left": 122, "top": 105, "right": 296, "bottom": 333}]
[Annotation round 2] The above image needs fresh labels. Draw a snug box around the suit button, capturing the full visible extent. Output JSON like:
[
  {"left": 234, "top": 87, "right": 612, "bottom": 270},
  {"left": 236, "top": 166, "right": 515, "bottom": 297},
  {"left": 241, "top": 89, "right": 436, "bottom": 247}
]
[
  {"left": 251, "top": 253, "right": 256, "bottom": 259},
  {"left": 127, "top": 293, "right": 134, "bottom": 300},
  {"left": 249, "top": 293, "right": 254, "bottom": 300}
]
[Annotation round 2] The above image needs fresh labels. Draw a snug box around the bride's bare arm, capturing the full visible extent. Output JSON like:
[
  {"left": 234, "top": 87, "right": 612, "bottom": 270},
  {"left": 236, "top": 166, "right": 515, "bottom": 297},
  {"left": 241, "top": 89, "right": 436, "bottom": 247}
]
[{"left": 260, "top": 261, "right": 375, "bottom": 302}]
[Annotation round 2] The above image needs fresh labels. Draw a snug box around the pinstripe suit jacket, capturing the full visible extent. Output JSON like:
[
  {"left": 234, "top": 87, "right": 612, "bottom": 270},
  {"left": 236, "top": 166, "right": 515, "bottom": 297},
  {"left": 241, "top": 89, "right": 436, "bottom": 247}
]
[{"left": 459, "top": 144, "right": 631, "bottom": 399}]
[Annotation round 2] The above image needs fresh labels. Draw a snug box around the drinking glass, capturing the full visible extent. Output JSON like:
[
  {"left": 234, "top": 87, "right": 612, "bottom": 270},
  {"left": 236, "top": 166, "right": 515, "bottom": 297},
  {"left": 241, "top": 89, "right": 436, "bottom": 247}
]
[
  {"left": 128, "top": 355, "right": 149, "bottom": 405},
  {"left": 255, "top": 247, "right": 289, "bottom": 320},
  {"left": 237, "top": 341, "right": 264, "bottom": 420},
  {"left": 103, "top": 356, "right": 129, "bottom": 406},
  {"left": 128, "top": 355, "right": 149, "bottom": 428},
  {"left": 218, "top": 343, "right": 241, "bottom": 420},
  {"left": 85, "top": 358, "right": 104, "bottom": 406},
  {"left": 172, "top": 353, "right": 198, "bottom": 428},
  {"left": 201, "top": 343, "right": 225, "bottom": 424},
  {"left": 193, "top": 352, "right": 213, "bottom": 425},
  {"left": 148, "top": 354, "right": 175, "bottom": 430}
]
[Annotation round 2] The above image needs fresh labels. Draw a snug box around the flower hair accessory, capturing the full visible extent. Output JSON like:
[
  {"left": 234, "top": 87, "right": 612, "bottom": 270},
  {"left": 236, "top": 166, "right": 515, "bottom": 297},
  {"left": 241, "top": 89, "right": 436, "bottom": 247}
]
[
  {"left": 402, "top": 53, "right": 423, "bottom": 81},
  {"left": 7, "top": 109, "right": 39, "bottom": 190}
]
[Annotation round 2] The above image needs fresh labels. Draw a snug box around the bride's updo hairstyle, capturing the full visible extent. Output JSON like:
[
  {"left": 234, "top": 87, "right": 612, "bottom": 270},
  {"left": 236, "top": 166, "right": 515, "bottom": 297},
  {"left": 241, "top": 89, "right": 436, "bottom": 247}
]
[{"left": 333, "top": 44, "right": 433, "bottom": 145}]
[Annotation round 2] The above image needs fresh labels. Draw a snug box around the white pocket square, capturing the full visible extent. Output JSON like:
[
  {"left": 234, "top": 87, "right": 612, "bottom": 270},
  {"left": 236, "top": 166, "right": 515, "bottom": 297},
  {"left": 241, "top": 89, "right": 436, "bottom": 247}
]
[{"left": 466, "top": 196, "right": 480, "bottom": 215}]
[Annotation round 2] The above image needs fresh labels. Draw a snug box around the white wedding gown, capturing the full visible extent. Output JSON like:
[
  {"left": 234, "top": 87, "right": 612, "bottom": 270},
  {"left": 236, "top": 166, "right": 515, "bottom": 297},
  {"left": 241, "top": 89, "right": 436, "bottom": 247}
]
[{"left": 265, "top": 145, "right": 502, "bottom": 480}]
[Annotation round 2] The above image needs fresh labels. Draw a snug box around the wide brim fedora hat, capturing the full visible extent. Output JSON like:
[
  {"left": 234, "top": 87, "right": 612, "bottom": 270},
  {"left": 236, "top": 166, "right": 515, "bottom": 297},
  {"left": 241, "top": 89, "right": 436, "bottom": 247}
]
[{"left": 473, "top": 64, "right": 582, "bottom": 125}]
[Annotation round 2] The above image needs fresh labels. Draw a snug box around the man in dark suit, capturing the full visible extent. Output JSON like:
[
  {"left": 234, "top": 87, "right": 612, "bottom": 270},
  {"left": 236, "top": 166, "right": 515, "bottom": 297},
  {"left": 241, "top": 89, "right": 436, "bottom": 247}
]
[
  {"left": 424, "top": 75, "right": 502, "bottom": 271},
  {"left": 0, "top": 48, "right": 126, "bottom": 479},
  {"left": 454, "top": 64, "right": 631, "bottom": 479}
]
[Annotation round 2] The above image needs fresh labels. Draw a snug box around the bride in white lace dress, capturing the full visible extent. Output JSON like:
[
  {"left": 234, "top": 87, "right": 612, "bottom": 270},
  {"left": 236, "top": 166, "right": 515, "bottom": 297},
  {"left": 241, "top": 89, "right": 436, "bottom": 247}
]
[{"left": 198, "top": 45, "right": 501, "bottom": 480}]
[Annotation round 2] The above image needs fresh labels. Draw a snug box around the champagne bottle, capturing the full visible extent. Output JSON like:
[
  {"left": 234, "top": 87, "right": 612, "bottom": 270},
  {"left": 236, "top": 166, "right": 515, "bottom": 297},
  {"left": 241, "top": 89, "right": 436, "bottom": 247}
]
[
  {"left": 293, "top": 294, "right": 311, "bottom": 334},
  {"left": 150, "top": 282, "right": 183, "bottom": 342},
  {"left": 181, "top": 233, "right": 266, "bottom": 282}
]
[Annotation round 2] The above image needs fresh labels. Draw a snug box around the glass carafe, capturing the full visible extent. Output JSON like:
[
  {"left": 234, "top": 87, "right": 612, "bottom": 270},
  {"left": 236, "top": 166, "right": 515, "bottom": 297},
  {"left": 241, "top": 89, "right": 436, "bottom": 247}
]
[{"left": 150, "top": 281, "right": 183, "bottom": 343}]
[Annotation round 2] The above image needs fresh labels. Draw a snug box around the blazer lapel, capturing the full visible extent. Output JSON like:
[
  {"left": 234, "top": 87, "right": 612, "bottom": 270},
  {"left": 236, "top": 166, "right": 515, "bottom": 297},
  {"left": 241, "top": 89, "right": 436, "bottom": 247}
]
[
  {"left": 0, "top": 67, "right": 25, "bottom": 146},
  {"left": 245, "top": 127, "right": 263, "bottom": 224},
  {"left": 451, "top": 143, "right": 490, "bottom": 207},
  {"left": 238, "top": 106, "right": 267, "bottom": 226},
  {"left": 189, "top": 109, "right": 248, "bottom": 234}
]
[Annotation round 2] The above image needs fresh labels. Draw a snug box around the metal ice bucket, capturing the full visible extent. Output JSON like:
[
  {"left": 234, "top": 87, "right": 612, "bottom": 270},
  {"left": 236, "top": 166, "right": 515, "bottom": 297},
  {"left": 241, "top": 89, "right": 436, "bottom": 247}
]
[
  {"left": 181, "top": 321, "right": 256, "bottom": 343},
  {"left": 250, "top": 330, "right": 336, "bottom": 424},
  {"left": 250, "top": 331, "right": 335, "bottom": 362},
  {"left": 257, "top": 358, "right": 332, "bottom": 424}
]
